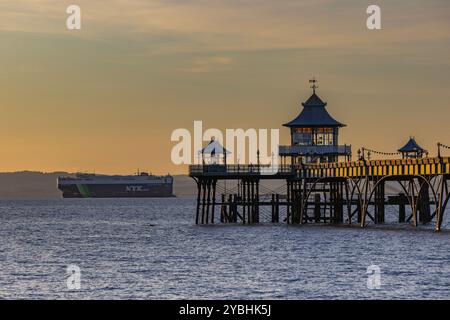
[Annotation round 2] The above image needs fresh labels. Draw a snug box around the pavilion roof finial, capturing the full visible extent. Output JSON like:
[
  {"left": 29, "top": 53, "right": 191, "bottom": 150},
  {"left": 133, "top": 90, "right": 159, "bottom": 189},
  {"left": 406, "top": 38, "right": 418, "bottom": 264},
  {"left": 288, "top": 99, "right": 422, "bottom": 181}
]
[{"left": 309, "top": 77, "right": 318, "bottom": 94}]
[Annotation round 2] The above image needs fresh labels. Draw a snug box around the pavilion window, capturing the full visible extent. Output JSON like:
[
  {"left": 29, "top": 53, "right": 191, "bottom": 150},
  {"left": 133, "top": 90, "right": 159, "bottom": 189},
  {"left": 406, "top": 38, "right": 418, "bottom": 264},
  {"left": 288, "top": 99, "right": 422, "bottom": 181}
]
[
  {"left": 292, "top": 128, "right": 313, "bottom": 145},
  {"left": 313, "top": 127, "right": 334, "bottom": 146}
]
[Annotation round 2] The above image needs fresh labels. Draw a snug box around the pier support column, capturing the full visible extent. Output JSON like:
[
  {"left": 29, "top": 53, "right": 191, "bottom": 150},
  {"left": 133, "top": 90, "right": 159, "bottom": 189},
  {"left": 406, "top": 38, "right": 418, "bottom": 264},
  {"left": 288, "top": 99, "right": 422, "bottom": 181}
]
[
  {"left": 205, "top": 179, "right": 212, "bottom": 224},
  {"left": 344, "top": 180, "right": 352, "bottom": 225},
  {"left": 292, "top": 189, "right": 298, "bottom": 224},
  {"left": 201, "top": 179, "right": 207, "bottom": 224},
  {"left": 286, "top": 180, "right": 291, "bottom": 224},
  {"left": 232, "top": 194, "right": 239, "bottom": 223},
  {"left": 211, "top": 179, "right": 217, "bottom": 224},
  {"left": 271, "top": 194, "right": 276, "bottom": 223},
  {"left": 248, "top": 180, "right": 253, "bottom": 224},
  {"left": 250, "top": 180, "right": 255, "bottom": 224},
  {"left": 409, "top": 179, "right": 419, "bottom": 227},
  {"left": 195, "top": 178, "right": 202, "bottom": 225},
  {"left": 337, "top": 181, "right": 344, "bottom": 224},
  {"left": 220, "top": 194, "right": 227, "bottom": 223},
  {"left": 241, "top": 180, "right": 246, "bottom": 224},
  {"left": 375, "top": 180, "right": 385, "bottom": 224},
  {"left": 253, "top": 180, "right": 260, "bottom": 223},
  {"left": 272, "top": 194, "right": 280, "bottom": 223},
  {"left": 418, "top": 181, "right": 431, "bottom": 224},
  {"left": 293, "top": 181, "right": 303, "bottom": 224},
  {"left": 436, "top": 176, "right": 448, "bottom": 232},
  {"left": 314, "top": 194, "right": 321, "bottom": 223},
  {"left": 291, "top": 186, "right": 297, "bottom": 224}
]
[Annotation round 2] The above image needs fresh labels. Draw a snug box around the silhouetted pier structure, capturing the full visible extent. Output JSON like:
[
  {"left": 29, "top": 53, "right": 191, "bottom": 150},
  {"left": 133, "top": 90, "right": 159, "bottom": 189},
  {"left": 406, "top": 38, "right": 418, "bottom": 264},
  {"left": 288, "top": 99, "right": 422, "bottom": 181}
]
[
  {"left": 191, "top": 157, "right": 450, "bottom": 231},
  {"left": 189, "top": 80, "right": 450, "bottom": 231}
]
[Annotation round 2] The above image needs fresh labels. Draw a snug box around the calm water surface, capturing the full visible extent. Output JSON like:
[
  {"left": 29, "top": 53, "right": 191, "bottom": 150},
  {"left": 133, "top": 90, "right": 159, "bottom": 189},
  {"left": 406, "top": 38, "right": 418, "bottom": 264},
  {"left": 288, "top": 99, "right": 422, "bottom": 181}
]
[{"left": 0, "top": 198, "right": 449, "bottom": 300}]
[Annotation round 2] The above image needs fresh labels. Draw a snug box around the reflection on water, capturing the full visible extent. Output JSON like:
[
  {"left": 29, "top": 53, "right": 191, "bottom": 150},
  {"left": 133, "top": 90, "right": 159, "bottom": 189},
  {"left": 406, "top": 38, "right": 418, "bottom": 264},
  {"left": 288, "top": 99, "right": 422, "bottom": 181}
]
[{"left": 0, "top": 198, "right": 449, "bottom": 300}]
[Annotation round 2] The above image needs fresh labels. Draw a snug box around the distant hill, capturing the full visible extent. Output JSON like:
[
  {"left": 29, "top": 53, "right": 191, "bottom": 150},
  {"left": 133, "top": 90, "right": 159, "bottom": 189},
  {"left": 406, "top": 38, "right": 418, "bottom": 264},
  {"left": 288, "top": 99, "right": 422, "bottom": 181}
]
[{"left": 0, "top": 171, "right": 71, "bottom": 198}]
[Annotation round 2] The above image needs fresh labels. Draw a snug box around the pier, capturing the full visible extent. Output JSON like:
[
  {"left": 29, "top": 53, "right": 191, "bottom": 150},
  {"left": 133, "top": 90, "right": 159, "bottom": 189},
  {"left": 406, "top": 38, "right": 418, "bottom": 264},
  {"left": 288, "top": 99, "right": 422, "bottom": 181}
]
[
  {"left": 189, "top": 80, "right": 450, "bottom": 232},
  {"left": 190, "top": 157, "right": 450, "bottom": 231}
]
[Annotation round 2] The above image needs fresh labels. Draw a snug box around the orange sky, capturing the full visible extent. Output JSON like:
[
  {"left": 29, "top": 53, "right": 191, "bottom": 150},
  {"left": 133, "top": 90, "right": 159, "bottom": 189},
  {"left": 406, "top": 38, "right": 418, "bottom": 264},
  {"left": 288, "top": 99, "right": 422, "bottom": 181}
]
[{"left": 0, "top": 0, "right": 450, "bottom": 174}]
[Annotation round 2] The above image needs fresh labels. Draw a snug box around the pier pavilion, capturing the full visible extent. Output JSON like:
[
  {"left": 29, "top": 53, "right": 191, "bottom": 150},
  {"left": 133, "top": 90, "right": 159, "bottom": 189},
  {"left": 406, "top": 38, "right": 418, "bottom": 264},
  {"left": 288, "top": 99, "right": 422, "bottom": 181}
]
[
  {"left": 280, "top": 78, "right": 351, "bottom": 164},
  {"left": 398, "top": 137, "right": 427, "bottom": 159},
  {"left": 189, "top": 80, "right": 450, "bottom": 232},
  {"left": 199, "top": 138, "right": 231, "bottom": 165}
]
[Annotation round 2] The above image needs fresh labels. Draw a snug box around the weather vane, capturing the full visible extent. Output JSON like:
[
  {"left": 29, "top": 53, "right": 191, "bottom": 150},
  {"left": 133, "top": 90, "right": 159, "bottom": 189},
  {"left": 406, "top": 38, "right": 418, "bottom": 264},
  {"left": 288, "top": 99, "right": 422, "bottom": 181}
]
[{"left": 309, "top": 77, "right": 318, "bottom": 93}]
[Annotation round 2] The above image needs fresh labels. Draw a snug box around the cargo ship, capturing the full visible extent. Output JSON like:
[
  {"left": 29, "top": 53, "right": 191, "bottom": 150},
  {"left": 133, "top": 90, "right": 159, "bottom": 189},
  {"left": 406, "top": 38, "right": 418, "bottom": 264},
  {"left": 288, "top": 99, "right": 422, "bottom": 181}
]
[{"left": 57, "top": 172, "right": 174, "bottom": 198}]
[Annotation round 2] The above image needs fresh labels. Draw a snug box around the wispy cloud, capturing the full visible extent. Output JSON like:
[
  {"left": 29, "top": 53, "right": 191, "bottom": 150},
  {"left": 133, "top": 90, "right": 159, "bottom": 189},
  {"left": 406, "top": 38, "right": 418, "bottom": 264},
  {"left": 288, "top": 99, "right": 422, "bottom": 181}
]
[
  {"left": 186, "top": 56, "right": 233, "bottom": 73},
  {"left": 1, "top": 0, "right": 449, "bottom": 54}
]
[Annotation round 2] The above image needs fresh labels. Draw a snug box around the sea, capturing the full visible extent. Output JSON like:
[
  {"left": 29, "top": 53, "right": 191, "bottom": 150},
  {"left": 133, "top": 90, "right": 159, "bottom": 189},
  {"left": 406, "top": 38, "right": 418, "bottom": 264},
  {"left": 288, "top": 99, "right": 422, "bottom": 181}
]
[{"left": 0, "top": 198, "right": 449, "bottom": 300}]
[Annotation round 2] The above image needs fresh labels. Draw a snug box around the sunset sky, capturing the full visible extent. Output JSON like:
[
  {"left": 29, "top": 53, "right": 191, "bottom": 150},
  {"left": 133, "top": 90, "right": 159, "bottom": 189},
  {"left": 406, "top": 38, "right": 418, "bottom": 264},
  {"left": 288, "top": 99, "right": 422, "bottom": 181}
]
[{"left": 1, "top": 0, "right": 449, "bottom": 174}]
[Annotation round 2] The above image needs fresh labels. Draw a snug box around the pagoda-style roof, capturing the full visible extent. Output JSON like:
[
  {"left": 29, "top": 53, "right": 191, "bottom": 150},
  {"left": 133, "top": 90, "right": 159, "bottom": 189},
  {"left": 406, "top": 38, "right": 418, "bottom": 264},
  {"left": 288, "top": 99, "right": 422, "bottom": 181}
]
[
  {"left": 398, "top": 137, "right": 426, "bottom": 153},
  {"left": 200, "top": 139, "right": 231, "bottom": 155},
  {"left": 283, "top": 92, "right": 345, "bottom": 128}
]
